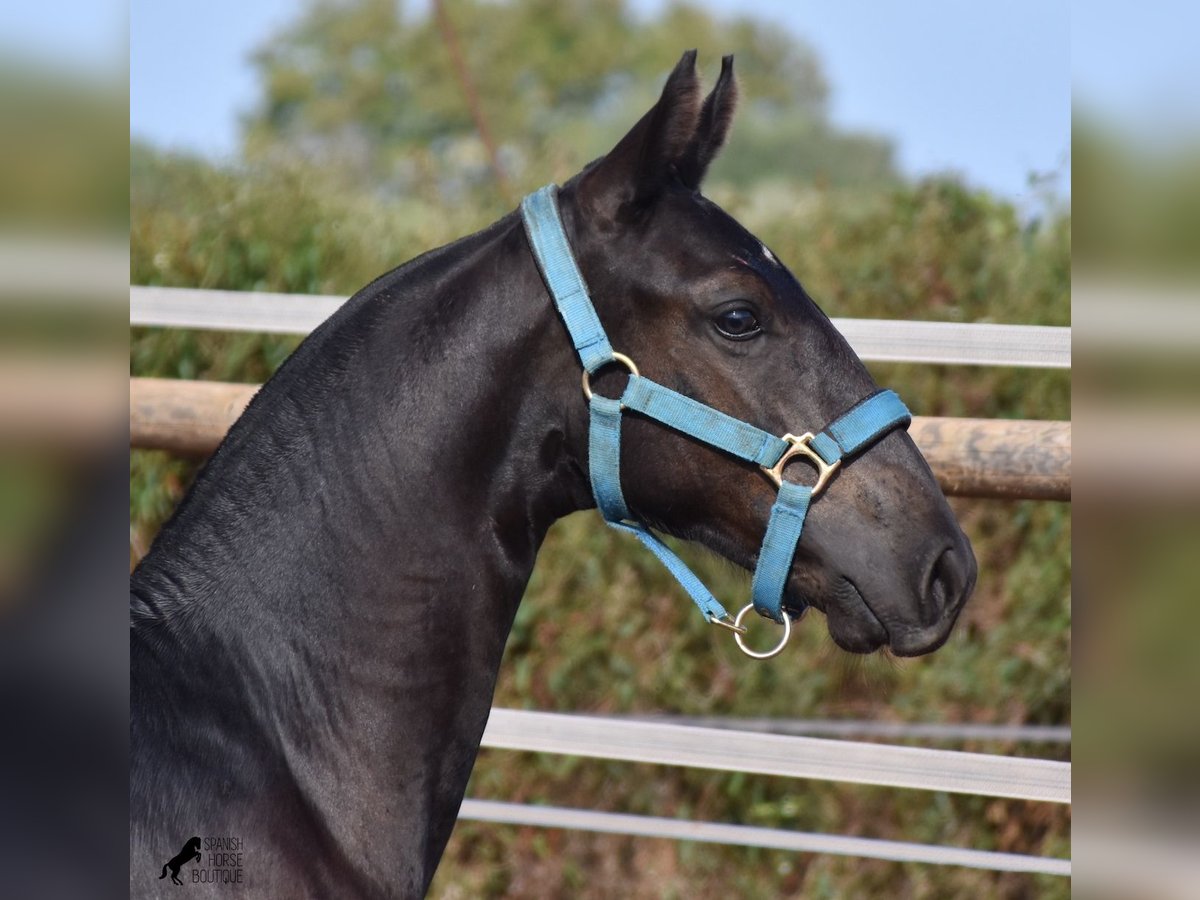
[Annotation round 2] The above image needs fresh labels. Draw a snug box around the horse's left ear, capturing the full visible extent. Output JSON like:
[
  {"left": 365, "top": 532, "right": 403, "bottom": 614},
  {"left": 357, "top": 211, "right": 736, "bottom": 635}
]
[{"left": 676, "top": 54, "right": 738, "bottom": 190}]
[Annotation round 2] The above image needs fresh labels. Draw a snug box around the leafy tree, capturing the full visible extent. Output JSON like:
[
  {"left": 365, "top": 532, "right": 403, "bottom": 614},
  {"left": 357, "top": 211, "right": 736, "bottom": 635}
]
[{"left": 242, "top": 0, "right": 895, "bottom": 196}]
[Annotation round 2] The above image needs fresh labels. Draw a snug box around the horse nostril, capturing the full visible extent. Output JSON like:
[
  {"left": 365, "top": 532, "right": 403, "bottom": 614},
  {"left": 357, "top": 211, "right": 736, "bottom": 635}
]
[{"left": 923, "top": 546, "right": 967, "bottom": 625}]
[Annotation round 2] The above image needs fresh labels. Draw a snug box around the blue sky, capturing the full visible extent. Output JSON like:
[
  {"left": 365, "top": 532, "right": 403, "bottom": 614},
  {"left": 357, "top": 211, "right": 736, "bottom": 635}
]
[
  {"left": 27, "top": 0, "right": 1140, "bottom": 205},
  {"left": 127, "top": 0, "right": 1071, "bottom": 203},
  {"left": 729, "top": 0, "right": 1071, "bottom": 201},
  {"left": 1072, "top": 0, "right": 1200, "bottom": 143}
]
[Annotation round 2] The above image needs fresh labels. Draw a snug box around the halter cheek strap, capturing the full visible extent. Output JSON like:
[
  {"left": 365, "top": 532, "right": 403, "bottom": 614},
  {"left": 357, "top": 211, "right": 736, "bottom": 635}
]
[{"left": 521, "top": 184, "right": 911, "bottom": 658}]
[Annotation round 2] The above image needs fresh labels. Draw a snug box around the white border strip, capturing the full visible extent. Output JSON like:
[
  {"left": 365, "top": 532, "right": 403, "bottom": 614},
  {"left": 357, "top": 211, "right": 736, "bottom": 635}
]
[
  {"left": 481, "top": 710, "right": 1070, "bottom": 804},
  {"left": 458, "top": 800, "right": 1071, "bottom": 876},
  {"left": 129, "top": 286, "right": 1070, "bottom": 368}
]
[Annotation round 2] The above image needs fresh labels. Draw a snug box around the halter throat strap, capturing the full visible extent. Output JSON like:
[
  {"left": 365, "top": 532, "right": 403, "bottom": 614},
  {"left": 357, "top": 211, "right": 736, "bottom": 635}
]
[{"left": 521, "top": 184, "right": 910, "bottom": 654}]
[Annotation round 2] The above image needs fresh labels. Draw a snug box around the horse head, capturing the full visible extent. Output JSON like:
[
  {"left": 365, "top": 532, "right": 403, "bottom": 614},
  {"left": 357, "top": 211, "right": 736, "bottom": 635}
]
[{"left": 553, "top": 51, "right": 976, "bottom": 656}]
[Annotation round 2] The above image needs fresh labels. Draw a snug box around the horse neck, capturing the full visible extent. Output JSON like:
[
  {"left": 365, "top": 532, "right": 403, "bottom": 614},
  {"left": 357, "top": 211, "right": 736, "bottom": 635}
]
[
  {"left": 138, "top": 209, "right": 589, "bottom": 604},
  {"left": 132, "top": 209, "right": 591, "bottom": 888}
]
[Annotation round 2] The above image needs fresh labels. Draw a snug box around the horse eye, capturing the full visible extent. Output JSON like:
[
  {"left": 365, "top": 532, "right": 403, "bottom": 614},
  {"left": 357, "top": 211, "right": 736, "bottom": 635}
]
[{"left": 714, "top": 308, "right": 762, "bottom": 340}]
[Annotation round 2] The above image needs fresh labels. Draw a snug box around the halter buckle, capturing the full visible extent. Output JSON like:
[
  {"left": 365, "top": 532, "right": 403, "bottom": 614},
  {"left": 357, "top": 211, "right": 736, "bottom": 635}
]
[
  {"left": 581, "top": 352, "right": 640, "bottom": 402},
  {"left": 706, "top": 612, "right": 748, "bottom": 635},
  {"left": 762, "top": 432, "right": 841, "bottom": 497}
]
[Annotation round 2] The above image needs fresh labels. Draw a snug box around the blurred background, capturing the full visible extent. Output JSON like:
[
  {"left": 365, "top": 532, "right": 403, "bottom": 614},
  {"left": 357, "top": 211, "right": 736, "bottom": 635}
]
[
  {"left": 1072, "top": 3, "right": 1200, "bottom": 899},
  {"left": 0, "top": 1, "right": 127, "bottom": 897},
  {"left": 3, "top": 0, "right": 1196, "bottom": 896}
]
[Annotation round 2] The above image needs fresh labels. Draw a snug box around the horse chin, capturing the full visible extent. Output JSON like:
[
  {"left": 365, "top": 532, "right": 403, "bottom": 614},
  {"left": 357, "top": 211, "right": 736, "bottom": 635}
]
[{"left": 795, "top": 576, "right": 890, "bottom": 655}]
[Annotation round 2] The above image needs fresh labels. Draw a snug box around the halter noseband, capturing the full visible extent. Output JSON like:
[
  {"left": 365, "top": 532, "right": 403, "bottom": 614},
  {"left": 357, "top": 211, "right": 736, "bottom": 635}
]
[{"left": 521, "top": 185, "right": 910, "bottom": 659}]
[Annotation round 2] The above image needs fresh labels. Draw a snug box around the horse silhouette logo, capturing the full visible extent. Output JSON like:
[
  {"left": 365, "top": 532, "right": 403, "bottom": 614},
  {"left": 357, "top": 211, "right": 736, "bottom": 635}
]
[{"left": 159, "top": 836, "right": 202, "bottom": 885}]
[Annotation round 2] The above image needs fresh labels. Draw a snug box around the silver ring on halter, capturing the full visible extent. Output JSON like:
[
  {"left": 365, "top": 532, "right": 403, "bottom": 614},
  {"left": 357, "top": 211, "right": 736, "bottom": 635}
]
[
  {"left": 732, "top": 603, "right": 793, "bottom": 659},
  {"left": 581, "top": 352, "right": 640, "bottom": 402}
]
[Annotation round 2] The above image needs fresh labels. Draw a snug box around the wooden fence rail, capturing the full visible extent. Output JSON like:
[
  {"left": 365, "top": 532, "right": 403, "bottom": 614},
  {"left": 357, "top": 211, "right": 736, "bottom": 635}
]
[{"left": 130, "top": 377, "right": 1070, "bottom": 501}]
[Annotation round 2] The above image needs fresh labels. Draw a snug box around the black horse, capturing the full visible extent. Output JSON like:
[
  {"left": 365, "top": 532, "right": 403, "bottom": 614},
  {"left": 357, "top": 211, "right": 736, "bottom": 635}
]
[{"left": 131, "top": 52, "right": 975, "bottom": 897}]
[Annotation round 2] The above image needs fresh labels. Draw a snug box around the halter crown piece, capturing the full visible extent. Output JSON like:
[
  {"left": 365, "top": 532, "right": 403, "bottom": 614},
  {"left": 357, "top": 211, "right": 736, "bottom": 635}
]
[{"left": 521, "top": 185, "right": 911, "bottom": 659}]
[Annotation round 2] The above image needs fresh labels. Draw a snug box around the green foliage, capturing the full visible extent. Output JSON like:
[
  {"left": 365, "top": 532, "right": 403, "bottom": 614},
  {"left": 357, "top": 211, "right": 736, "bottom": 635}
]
[
  {"left": 131, "top": 3, "right": 1070, "bottom": 892},
  {"left": 0, "top": 60, "right": 126, "bottom": 230},
  {"left": 243, "top": 0, "right": 892, "bottom": 193},
  {"left": 1073, "top": 112, "right": 1200, "bottom": 275}
]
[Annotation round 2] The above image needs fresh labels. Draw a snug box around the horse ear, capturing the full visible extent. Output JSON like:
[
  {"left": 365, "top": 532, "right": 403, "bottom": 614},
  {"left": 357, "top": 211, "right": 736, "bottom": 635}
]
[
  {"left": 577, "top": 50, "right": 702, "bottom": 221},
  {"left": 677, "top": 54, "right": 738, "bottom": 190}
]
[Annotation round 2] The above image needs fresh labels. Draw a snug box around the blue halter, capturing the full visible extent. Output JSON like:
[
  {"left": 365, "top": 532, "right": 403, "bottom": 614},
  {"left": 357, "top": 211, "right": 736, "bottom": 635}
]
[{"left": 521, "top": 185, "right": 911, "bottom": 658}]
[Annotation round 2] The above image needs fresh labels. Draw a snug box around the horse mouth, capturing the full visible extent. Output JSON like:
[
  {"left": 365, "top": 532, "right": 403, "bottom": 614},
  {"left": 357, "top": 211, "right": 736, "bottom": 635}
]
[{"left": 792, "top": 576, "right": 889, "bottom": 654}]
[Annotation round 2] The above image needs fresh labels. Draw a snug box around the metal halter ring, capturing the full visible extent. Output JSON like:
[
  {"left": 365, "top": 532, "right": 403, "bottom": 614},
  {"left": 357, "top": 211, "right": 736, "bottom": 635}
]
[
  {"left": 762, "top": 432, "right": 841, "bottom": 497},
  {"left": 581, "top": 352, "right": 640, "bottom": 401},
  {"left": 732, "top": 603, "right": 793, "bottom": 659}
]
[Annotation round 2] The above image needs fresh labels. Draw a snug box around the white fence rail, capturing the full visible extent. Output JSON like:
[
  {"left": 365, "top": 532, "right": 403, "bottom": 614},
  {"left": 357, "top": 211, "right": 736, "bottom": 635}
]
[
  {"left": 459, "top": 800, "right": 1071, "bottom": 877},
  {"left": 481, "top": 710, "right": 1070, "bottom": 805},
  {"left": 627, "top": 715, "right": 1071, "bottom": 744},
  {"left": 130, "top": 285, "right": 1071, "bottom": 369},
  {"left": 469, "top": 711, "right": 1070, "bottom": 875}
]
